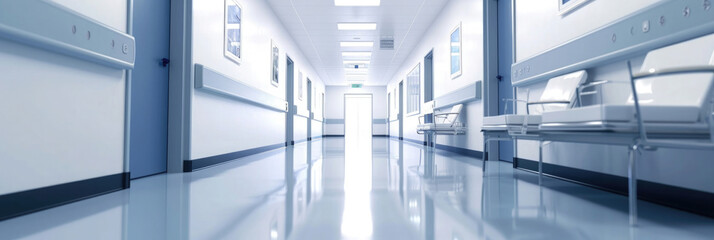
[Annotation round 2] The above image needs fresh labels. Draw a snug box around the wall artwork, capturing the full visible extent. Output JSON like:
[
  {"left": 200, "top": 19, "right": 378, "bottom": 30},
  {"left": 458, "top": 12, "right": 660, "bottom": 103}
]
[
  {"left": 450, "top": 22, "right": 462, "bottom": 79},
  {"left": 406, "top": 64, "right": 421, "bottom": 115},
  {"left": 298, "top": 71, "right": 303, "bottom": 100},
  {"left": 271, "top": 39, "right": 279, "bottom": 87},
  {"left": 224, "top": 0, "right": 242, "bottom": 64},
  {"left": 558, "top": 0, "right": 592, "bottom": 15}
]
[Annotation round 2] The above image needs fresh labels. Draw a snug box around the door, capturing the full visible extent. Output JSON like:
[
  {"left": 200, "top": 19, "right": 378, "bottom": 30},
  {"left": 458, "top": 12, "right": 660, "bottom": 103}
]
[
  {"left": 398, "top": 81, "right": 404, "bottom": 140},
  {"left": 387, "top": 92, "right": 391, "bottom": 136},
  {"left": 129, "top": 0, "right": 171, "bottom": 178},
  {"left": 497, "top": 0, "right": 514, "bottom": 162},
  {"left": 423, "top": 51, "right": 434, "bottom": 145},
  {"left": 307, "top": 79, "right": 312, "bottom": 140},
  {"left": 286, "top": 57, "right": 295, "bottom": 145},
  {"left": 344, "top": 94, "right": 373, "bottom": 141}
]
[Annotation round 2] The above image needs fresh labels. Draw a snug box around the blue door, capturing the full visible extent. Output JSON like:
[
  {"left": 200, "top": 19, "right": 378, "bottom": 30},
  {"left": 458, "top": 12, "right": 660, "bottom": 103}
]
[
  {"left": 497, "top": 0, "right": 514, "bottom": 162},
  {"left": 130, "top": 0, "right": 171, "bottom": 178}
]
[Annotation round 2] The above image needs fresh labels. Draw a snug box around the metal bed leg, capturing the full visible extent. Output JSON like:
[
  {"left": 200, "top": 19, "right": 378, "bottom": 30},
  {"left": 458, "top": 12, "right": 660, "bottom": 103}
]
[
  {"left": 538, "top": 140, "right": 543, "bottom": 185},
  {"left": 628, "top": 144, "right": 639, "bottom": 226}
]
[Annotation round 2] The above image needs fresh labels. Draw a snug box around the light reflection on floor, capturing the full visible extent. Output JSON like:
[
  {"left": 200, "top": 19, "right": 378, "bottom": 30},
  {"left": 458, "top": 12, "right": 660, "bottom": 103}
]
[{"left": 0, "top": 137, "right": 713, "bottom": 239}]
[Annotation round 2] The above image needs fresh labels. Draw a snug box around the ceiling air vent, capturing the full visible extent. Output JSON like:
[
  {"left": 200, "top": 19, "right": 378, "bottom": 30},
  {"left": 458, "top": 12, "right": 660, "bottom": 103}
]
[{"left": 380, "top": 36, "right": 394, "bottom": 50}]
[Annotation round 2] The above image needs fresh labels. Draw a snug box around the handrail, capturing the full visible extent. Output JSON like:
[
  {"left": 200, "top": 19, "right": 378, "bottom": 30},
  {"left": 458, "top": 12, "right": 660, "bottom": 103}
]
[
  {"left": 195, "top": 64, "right": 288, "bottom": 112},
  {"left": 0, "top": 1, "right": 135, "bottom": 69},
  {"left": 632, "top": 66, "right": 714, "bottom": 79}
]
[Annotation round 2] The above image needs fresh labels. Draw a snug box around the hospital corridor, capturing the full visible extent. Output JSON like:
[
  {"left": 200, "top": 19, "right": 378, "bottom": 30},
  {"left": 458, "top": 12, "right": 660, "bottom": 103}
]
[{"left": 1, "top": 0, "right": 714, "bottom": 239}]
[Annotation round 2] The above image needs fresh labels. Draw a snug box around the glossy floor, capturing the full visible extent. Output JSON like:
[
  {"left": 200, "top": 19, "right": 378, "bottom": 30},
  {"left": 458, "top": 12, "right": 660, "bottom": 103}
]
[{"left": 1, "top": 137, "right": 713, "bottom": 239}]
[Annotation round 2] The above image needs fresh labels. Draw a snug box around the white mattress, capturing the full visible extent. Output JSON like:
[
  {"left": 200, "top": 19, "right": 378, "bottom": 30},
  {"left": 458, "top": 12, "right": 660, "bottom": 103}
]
[
  {"left": 483, "top": 114, "right": 542, "bottom": 126},
  {"left": 542, "top": 105, "right": 701, "bottom": 124}
]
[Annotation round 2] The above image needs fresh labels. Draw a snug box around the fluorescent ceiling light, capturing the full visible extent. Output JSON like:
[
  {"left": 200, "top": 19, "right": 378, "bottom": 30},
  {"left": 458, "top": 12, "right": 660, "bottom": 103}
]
[
  {"left": 342, "top": 52, "right": 372, "bottom": 57},
  {"left": 335, "top": 0, "right": 380, "bottom": 6},
  {"left": 340, "top": 41, "right": 374, "bottom": 47},
  {"left": 343, "top": 60, "right": 370, "bottom": 64},
  {"left": 337, "top": 23, "right": 377, "bottom": 30}
]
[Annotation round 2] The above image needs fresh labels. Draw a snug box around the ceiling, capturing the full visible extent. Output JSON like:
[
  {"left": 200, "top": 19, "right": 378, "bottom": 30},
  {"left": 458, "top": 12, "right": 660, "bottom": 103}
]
[{"left": 266, "top": 0, "right": 450, "bottom": 86}]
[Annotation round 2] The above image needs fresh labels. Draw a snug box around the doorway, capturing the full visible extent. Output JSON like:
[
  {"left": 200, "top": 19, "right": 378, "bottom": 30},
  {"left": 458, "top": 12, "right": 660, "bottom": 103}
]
[
  {"left": 286, "top": 57, "right": 295, "bottom": 145},
  {"left": 423, "top": 51, "right": 434, "bottom": 145},
  {"left": 398, "top": 81, "right": 404, "bottom": 140},
  {"left": 129, "top": 0, "right": 171, "bottom": 179},
  {"left": 344, "top": 94, "right": 373, "bottom": 140},
  {"left": 497, "top": 0, "right": 514, "bottom": 162},
  {"left": 307, "top": 79, "right": 312, "bottom": 140}
]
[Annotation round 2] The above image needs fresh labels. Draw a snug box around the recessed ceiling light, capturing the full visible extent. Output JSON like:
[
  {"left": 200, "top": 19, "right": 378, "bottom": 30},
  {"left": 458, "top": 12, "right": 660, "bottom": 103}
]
[
  {"left": 343, "top": 60, "right": 371, "bottom": 64},
  {"left": 342, "top": 52, "right": 372, "bottom": 57},
  {"left": 337, "top": 23, "right": 377, "bottom": 30},
  {"left": 335, "top": 0, "right": 380, "bottom": 7},
  {"left": 340, "top": 41, "right": 374, "bottom": 47}
]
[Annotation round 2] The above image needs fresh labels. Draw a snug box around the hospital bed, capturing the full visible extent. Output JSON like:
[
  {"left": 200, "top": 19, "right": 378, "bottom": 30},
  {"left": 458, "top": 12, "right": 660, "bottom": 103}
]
[
  {"left": 481, "top": 71, "right": 588, "bottom": 175},
  {"left": 536, "top": 33, "right": 714, "bottom": 225}
]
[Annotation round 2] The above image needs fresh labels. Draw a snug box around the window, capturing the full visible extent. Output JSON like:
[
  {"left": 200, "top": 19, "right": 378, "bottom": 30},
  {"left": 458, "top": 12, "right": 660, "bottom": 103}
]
[
  {"left": 450, "top": 22, "right": 462, "bottom": 79},
  {"left": 559, "top": 0, "right": 591, "bottom": 15},
  {"left": 406, "top": 64, "right": 420, "bottom": 115}
]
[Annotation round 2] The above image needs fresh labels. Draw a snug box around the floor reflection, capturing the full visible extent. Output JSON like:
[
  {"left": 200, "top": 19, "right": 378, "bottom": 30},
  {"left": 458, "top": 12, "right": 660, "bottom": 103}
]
[{"left": 0, "top": 137, "right": 713, "bottom": 240}]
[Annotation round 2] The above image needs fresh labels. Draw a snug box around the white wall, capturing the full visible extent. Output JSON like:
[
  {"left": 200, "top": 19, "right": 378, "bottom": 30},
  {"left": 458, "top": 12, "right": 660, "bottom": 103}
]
[
  {"left": 515, "top": 0, "right": 662, "bottom": 61},
  {"left": 386, "top": 0, "right": 484, "bottom": 151},
  {"left": 0, "top": 0, "right": 128, "bottom": 195},
  {"left": 189, "top": 0, "right": 325, "bottom": 159},
  {"left": 324, "top": 86, "right": 388, "bottom": 136},
  {"left": 513, "top": 0, "right": 714, "bottom": 192}
]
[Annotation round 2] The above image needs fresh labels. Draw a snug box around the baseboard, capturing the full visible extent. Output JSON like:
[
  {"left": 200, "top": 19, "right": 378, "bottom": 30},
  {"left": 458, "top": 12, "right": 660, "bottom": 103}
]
[
  {"left": 373, "top": 135, "right": 389, "bottom": 137},
  {"left": 184, "top": 143, "right": 285, "bottom": 172},
  {"left": 435, "top": 144, "right": 486, "bottom": 159},
  {"left": 323, "top": 135, "right": 344, "bottom": 137},
  {"left": 312, "top": 135, "right": 323, "bottom": 140},
  {"left": 402, "top": 138, "right": 426, "bottom": 146},
  {"left": 0, "top": 172, "right": 130, "bottom": 221},
  {"left": 514, "top": 158, "right": 714, "bottom": 218}
]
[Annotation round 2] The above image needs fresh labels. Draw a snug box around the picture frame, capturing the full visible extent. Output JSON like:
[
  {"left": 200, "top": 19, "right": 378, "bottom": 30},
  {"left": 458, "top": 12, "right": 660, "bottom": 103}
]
[
  {"left": 224, "top": 0, "right": 242, "bottom": 64},
  {"left": 298, "top": 71, "right": 303, "bottom": 100},
  {"left": 406, "top": 64, "right": 421, "bottom": 116},
  {"left": 450, "top": 22, "right": 462, "bottom": 79},
  {"left": 558, "top": 0, "right": 591, "bottom": 15},
  {"left": 271, "top": 39, "right": 279, "bottom": 87}
]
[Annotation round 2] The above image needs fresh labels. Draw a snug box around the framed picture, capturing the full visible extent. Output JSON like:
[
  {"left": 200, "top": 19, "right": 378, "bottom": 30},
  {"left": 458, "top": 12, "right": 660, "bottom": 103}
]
[
  {"left": 450, "top": 22, "right": 462, "bottom": 79},
  {"left": 406, "top": 64, "right": 421, "bottom": 116},
  {"left": 298, "top": 71, "right": 303, "bottom": 100},
  {"left": 558, "top": 0, "right": 591, "bottom": 15},
  {"left": 271, "top": 40, "right": 279, "bottom": 87},
  {"left": 224, "top": 0, "right": 242, "bottom": 64}
]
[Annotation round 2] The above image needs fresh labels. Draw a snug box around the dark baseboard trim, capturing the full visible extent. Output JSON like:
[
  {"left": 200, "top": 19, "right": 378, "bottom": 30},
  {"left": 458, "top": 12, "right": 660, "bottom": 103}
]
[
  {"left": 514, "top": 158, "right": 714, "bottom": 218},
  {"left": 0, "top": 172, "right": 130, "bottom": 221},
  {"left": 435, "top": 144, "right": 486, "bottom": 159},
  {"left": 373, "top": 134, "right": 389, "bottom": 137},
  {"left": 184, "top": 143, "right": 285, "bottom": 172},
  {"left": 403, "top": 138, "right": 426, "bottom": 146},
  {"left": 323, "top": 135, "right": 344, "bottom": 137}
]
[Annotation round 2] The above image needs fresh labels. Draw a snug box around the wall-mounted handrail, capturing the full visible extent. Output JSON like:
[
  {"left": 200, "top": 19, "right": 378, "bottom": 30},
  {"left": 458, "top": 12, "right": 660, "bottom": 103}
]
[
  {"left": 511, "top": 0, "right": 714, "bottom": 87},
  {"left": 0, "top": 1, "right": 135, "bottom": 69},
  {"left": 195, "top": 64, "right": 288, "bottom": 112}
]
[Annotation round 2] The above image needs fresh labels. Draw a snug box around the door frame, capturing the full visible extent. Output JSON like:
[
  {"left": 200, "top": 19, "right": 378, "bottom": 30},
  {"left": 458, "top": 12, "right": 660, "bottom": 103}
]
[
  {"left": 398, "top": 81, "right": 404, "bottom": 140},
  {"left": 286, "top": 56, "right": 295, "bottom": 145}
]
